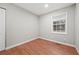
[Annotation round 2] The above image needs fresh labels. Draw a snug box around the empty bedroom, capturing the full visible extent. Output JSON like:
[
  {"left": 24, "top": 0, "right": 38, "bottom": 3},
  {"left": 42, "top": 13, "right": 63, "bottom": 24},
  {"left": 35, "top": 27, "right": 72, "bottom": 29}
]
[{"left": 0, "top": 3, "right": 79, "bottom": 55}]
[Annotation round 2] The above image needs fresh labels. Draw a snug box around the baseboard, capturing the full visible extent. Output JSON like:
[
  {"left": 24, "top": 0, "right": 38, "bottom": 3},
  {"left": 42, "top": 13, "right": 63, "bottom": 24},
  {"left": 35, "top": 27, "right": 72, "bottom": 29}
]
[
  {"left": 76, "top": 47, "right": 79, "bottom": 54},
  {"left": 5, "top": 37, "right": 76, "bottom": 51},
  {"left": 39, "top": 37, "right": 75, "bottom": 48},
  {"left": 5, "top": 37, "right": 79, "bottom": 54},
  {"left": 6, "top": 37, "right": 38, "bottom": 50}
]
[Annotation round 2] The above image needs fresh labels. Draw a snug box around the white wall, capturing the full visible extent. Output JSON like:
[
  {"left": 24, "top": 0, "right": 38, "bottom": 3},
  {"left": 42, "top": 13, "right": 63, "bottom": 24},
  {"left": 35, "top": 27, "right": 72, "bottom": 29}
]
[
  {"left": 40, "top": 5, "right": 76, "bottom": 45},
  {"left": 0, "top": 3, "right": 39, "bottom": 48},
  {"left": 76, "top": 4, "right": 79, "bottom": 50}
]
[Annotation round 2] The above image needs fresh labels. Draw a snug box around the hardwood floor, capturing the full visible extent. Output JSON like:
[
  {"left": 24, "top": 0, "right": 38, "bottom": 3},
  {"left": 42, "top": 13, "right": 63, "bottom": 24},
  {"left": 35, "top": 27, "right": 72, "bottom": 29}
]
[{"left": 0, "top": 38, "right": 78, "bottom": 55}]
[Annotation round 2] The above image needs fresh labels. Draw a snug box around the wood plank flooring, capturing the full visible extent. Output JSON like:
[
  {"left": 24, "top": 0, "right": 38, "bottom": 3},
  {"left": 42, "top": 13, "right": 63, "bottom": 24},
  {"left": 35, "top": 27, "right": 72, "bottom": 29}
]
[{"left": 0, "top": 38, "right": 78, "bottom": 55}]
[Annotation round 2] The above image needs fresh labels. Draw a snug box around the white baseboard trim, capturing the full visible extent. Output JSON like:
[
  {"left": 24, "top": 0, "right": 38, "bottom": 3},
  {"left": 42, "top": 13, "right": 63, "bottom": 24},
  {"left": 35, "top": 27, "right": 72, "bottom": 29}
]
[
  {"left": 76, "top": 47, "right": 79, "bottom": 54},
  {"left": 5, "top": 37, "right": 79, "bottom": 54},
  {"left": 39, "top": 37, "right": 75, "bottom": 48},
  {"left": 6, "top": 37, "right": 38, "bottom": 50}
]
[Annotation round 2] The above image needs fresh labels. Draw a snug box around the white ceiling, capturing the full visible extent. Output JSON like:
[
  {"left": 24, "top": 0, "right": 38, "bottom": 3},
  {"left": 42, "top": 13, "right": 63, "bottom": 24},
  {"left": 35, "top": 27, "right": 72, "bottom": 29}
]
[{"left": 14, "top": 3, "right": 74, "bottom": 15}]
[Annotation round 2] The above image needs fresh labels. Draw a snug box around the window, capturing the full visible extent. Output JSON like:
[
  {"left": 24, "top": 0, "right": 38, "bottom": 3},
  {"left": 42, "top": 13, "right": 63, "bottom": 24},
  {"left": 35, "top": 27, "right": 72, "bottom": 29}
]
[{"left": 51, "top": 12, "right": 67, "bottom": 34}]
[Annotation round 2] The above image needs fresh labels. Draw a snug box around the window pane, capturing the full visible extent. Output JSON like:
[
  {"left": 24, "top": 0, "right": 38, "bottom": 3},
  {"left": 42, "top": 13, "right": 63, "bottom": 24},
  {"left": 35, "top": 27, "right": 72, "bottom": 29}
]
[
  {"left": 57, "top": 25, "right": 61, "bottom": 32},
  {"left": 60, "top": 20, "right": 65, "bottom": 24},
  {"left": 53, "top": 21, "right": 56, "bottom": 24},
  {"left": 60, "top": 24, "right": 65, "bottom": 32},
  {"left": 53, "top": 25, "right": 57, "bottom": 31},
  {"left": 57, "top": 21, "right": 60, "bottom": 25}
]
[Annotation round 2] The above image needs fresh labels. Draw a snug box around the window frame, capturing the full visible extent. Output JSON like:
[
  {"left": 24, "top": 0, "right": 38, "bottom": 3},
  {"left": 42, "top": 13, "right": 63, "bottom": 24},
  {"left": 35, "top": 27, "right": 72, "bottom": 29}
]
[{"left": 51, "top": 12, "right": 67, "bottom": 34}]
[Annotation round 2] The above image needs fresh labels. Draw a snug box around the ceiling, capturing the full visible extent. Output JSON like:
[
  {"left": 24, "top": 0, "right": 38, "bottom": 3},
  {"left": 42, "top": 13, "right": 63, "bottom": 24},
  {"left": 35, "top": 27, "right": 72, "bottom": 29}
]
[{"left": 14, "top": 3, "right": 74, "bottom": 15}]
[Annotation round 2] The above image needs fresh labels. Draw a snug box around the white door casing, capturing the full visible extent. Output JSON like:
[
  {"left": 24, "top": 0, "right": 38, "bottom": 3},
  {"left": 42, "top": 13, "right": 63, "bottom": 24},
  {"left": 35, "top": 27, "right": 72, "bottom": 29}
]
[{"left": 0, "top": 8, "right": 5, "bottom": 51}]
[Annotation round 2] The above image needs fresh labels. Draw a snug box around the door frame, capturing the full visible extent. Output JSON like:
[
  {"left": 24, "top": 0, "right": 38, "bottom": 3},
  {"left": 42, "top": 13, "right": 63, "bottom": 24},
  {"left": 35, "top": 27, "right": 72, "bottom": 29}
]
[{"left": 0, "top": 7, "right": 6, "bottom": 51}]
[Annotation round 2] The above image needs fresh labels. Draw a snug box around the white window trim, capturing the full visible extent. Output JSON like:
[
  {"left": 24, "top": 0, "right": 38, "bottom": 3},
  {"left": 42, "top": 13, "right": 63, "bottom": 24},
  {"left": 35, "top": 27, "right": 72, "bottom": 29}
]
[{"left": 51, "top": 12, "right": 67, "bottom": 34}]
